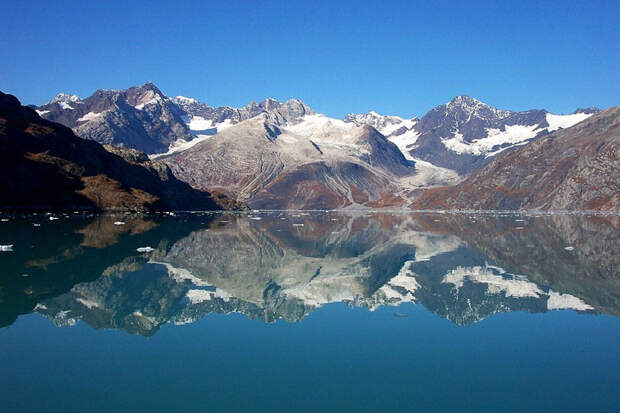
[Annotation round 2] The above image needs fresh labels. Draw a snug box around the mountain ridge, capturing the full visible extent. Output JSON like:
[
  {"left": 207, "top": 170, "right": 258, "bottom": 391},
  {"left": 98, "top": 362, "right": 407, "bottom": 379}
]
[
  {"left": 411, "top": 106, "right": 620, "bottom": 211},
  {"left": 0, "top": 91, "right": 240, "bottom": 212}
]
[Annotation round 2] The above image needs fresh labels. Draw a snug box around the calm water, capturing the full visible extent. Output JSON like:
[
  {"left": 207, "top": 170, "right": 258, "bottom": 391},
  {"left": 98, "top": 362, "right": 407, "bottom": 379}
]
[{"left": 0, "top": 211, "right": 619, "bottom": 412}]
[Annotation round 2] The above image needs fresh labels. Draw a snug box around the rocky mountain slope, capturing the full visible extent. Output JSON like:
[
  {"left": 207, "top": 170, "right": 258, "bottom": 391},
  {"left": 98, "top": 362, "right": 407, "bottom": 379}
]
[
  {"left": 0, "top": 91, "right": 238, "bottom": 211},
  {"left": 412, "top": 107, "right": 620, "bottom": 210},
  {"left": 30, "top": 83, "right": 612, "bottom": 210},
  {"left": 34, "top": 83, "right": 192, "bottom": 154},
  {"left": 163, "top": 103, "right": 420, "bottom": 209},
  {"left": 37, "top": 84, "right": 595, "bottom": 175},
  {"left": 346, "top": 96, "right": 597, "bottom": 174}
]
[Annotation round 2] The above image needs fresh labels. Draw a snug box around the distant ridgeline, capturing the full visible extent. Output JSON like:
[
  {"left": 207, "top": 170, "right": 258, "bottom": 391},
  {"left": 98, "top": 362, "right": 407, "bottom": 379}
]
[{"left": 2, "top": 83, "right": 616, "bottom": 211}]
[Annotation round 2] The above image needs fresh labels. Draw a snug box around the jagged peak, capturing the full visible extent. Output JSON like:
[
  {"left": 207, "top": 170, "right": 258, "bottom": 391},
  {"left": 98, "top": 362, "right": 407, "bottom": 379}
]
[
  {"left": 446, "top": 95, "right": 485, "bottom": 107},
  {"left": 48, "top": 93, "right": 81, "bottom": 105},
  {"left": 572, "top": 107, "right": 599, "bottom": 115},
  {"left": 439, "top": 95, "right": 512, "bottom": 120},
  {"left": 142, "top": 81, "right": 159, "bottom": 90}
]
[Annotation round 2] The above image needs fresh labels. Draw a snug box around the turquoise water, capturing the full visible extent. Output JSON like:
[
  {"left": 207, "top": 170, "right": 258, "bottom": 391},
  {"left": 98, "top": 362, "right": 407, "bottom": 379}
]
[{"left": 1, "top": 212, "right": 619, "bottom": 412}]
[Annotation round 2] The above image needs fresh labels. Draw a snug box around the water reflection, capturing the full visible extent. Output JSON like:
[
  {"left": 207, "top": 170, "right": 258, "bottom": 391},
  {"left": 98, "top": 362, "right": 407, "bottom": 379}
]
[{"left": 1, "top": 212, "right": 618, "bottom": 335}]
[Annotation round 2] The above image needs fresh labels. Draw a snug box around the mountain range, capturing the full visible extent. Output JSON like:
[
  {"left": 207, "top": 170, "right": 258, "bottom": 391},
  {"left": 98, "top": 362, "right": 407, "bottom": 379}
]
[
  {"left": 0, "top": 91, "right": 239, "bottom": 211},
  {"left": 413, "top": 107, "right": 620, "bottom": 210},
  {"left": 1, "top": 82, "right": 613, "bottom": 211}
]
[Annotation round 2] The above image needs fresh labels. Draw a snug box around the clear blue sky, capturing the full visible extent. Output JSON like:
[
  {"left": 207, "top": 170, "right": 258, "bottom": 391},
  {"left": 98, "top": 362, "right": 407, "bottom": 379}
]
[{"left": 1, "top": 0, "right": 618, "bottom": 118}]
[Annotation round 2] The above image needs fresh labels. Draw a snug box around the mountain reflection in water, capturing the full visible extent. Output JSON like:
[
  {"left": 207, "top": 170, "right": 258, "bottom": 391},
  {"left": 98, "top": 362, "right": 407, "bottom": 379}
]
[{"left": 0, "top": 211, "right": 618, "bottom": 336}]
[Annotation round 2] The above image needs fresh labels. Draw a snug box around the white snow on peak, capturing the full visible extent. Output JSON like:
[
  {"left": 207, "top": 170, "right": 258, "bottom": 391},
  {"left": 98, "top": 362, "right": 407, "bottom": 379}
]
[
  {"left": 545, "top": 112, "right": 592, "bottom": 132},
  {"left": 441, "top": 110, "right": 594, "bottom": 157},
  {"left": 59, "top": 102, "right": 75, "bottom": 110},
  {"left": 49, "top": 93, "right": 80, "bottom": 104},
  {"left": 344, "top": 111, "right": 419, "bottom": 161},
  {"left": 443, "top": 124, "right": 541, "bottom": 157},
  {"left": 188, "top": 116, "right": 214, "bottom": 131},
  {"left": 174, "top": 95, "right": 198, "bottom": 104},
  {"left": 77, "top": 111, "right": 103, "bottom": 122},
  {"left": 36, "top": 109, "right": 50, "bottom": 116},
  {"left": 285, "top": 114, "right": 358, "bottom": 145},
  {"left": 547, "top": 291, "right": 593, "bottom": 311}
]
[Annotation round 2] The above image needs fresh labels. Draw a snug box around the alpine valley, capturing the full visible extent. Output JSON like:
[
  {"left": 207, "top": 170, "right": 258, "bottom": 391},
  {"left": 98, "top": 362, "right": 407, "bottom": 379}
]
[{"left": 2, "top": 82, "right": 614, "bottom": 211}]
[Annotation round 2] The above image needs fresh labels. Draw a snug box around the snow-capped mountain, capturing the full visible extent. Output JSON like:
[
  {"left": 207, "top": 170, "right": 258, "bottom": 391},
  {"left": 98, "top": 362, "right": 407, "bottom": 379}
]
[
  {"left": 346, "top": 96, "right": 597, "bottom": 174},
  {"left": 34, "top": 83, "right": 193, "bottom": 154},
  {"left": 411, "top": 96, "right": 596, "bottom": 173},
  {"left": 164, "top": 103, "right": 418, "bottom": 209},
  {"left": 413, "top": 107, "right": 620, "bottom": 211},
  {"left": 163, "top": 96, "right": 314, "bottom": 156},
  {"left": 35, "top": 84, "right": 597, "bottom": 174},
  {"left": 32, "top": 83, "right": 604, "bottom": 210}
]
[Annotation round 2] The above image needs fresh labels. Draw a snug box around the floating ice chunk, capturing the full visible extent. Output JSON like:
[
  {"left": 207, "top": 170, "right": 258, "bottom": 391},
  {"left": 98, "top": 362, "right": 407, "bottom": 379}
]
[
  {"left": 1, "top": 218, "right": 8, "bottom": 222},
  {"left": 136, "top": 246, "right": 154, "bottom": 253},
  {"left": 113, "top": 221, "right": 125, "bottom": 225},
  {"left": 564, "top": 246, "right": 575, "bottom": 251},
  {"left": 49, "top": 216, "right": 59, "bottom": 221},
  {"left": 33, "top": 223, "right": 41, "bottom": 227},
  {"left": 0, "top": 245, "right": 13, "bottom": 251}
]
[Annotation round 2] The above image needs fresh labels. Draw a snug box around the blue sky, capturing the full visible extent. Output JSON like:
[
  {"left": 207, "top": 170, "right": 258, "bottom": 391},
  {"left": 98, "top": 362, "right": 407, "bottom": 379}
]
[{"left": 1, "top": 0, "right": 618, "bottom": 118}]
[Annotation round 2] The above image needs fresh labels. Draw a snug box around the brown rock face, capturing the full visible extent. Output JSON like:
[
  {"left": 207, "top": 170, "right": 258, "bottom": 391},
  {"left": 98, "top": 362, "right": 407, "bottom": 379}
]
[
  {"left": 412, "top": 107, "right": 620, "bottom": 211},
  {"left": 0, "top": 91, "right": 240, "bottom": 212}
]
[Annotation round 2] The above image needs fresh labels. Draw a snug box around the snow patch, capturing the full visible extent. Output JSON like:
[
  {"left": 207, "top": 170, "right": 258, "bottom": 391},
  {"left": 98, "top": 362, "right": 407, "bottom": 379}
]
[
  {"left": 285, "top": 114, "right": 357, "bottom": 145},
  {"left": 175, "top": 95, "right": 198, "bottom": 104},
  {"left": 546, "top": 112, "right": 592, "bottom": 132},
  {"left": 59, "top": 102, "right": 74, "bottom": 110},
  {"left": 77, "top": 111, "right": 103, "bottom": 122},
  {"left": 444, "top": 124, "right": 541, "bottom": 156},
  {"left": 188, "top": 116, "right": 213, "bottom": 131},
  {"left": 388, "top": 129, "right": 420, "bottom": 161}
]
